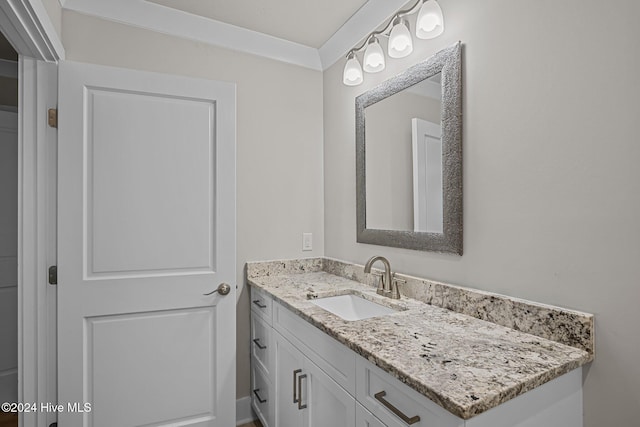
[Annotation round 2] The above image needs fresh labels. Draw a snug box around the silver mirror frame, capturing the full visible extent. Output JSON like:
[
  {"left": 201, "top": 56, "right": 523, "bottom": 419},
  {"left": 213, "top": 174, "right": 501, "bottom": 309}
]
[{"left": 356, "top": 42, "right": 462, "bottom": 254}]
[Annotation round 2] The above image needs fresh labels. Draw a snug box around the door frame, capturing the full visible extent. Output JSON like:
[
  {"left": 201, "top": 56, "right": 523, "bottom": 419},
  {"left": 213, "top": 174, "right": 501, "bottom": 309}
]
[{"left": 0, "top": 1, "right": 64, "bottom": 426}]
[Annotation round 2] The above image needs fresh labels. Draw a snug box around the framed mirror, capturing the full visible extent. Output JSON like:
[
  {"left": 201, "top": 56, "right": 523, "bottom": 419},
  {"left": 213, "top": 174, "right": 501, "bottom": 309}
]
[{"left": 356, "top": 42, "right": 462, "bottom": 254}]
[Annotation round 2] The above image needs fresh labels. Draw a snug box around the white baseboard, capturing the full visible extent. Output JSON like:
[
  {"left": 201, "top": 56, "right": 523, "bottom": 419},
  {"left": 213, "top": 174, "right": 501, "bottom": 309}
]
[{"left": 236, "top": 396, "right": 255, "bottom": 425}]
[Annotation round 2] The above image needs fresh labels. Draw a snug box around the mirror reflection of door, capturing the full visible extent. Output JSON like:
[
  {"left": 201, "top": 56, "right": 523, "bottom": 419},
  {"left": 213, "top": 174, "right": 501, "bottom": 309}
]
[{"left": 412, "top": 118, "right": 442, "bottom": 233}]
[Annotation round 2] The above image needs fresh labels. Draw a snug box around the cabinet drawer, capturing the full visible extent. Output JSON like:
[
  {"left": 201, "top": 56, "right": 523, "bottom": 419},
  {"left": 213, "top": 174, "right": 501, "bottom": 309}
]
[
  {"left": 250, "top": 286, "right": 273, "bottom": 324},
  {"left": 251, "top": 358, "right": 273, "bottom": 427},
  {"left": 274, "top": 301, "right": 356, "bottom": 395},
  {"left": 356, "top": 358, "right": 463, "bottom": 427},
  {"left": 251, "top": 313, "right": 273, "bottom": 379}
]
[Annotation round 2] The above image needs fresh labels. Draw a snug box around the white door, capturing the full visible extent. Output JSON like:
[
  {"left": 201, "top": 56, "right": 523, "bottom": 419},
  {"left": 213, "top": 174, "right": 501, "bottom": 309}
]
[
  {"left": 0, "top": 110, "right": 18, "bottom": 405},
  {"left": 411, "top": 118, "right": 442, "bottom": 233},
  {"left": 57, "top": 61, "right": 236, "bottom": 427}
]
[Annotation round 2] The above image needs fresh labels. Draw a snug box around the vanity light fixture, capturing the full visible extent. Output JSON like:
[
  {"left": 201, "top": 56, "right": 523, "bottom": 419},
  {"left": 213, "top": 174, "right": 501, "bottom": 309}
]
[
  {"left": 388, "top": 17, "right": 413, "bottom": 58},
  {"left": 416, "top": 0, "right": 445, "bottom": 39},
  {"left": 342, "top": 0, "right": 445, "bottom": 86},
  {"left": 363, "top": 36, "right": 386, "bottom": 73},
  {"left": 343, "top": 51, "right": 364, "bottom": 86}
]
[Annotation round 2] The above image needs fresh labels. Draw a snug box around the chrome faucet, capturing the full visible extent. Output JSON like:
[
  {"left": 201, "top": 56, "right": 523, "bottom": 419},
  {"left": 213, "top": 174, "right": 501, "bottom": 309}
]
[{"left": 363, "top": 256, "right": 400, "bottom": 299}]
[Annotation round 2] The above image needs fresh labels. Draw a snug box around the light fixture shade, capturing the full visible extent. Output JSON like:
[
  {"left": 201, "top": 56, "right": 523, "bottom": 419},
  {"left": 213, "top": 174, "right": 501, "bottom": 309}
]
[
  {"left": 416, "top": 0, "right": 444, "bottom": 39},
  {"left": 388, "top": 18, "right": 413, "bottom": 58},
  {"left": 343, "top": 52, "right": 363, "bottom": 86},
  {"left": 363, "top": 36, "right": 385, "bottom": 73}
]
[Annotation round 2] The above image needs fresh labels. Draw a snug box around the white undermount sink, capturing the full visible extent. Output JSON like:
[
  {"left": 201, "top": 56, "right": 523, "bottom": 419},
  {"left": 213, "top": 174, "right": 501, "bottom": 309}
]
[{"left": 311, "top": 294, "right": 397, "bottom": 321}]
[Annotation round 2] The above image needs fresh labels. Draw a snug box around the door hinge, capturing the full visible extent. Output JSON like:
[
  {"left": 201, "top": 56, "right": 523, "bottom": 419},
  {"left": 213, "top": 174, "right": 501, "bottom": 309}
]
[
  {"left": 48, "top": 108, "right": 58, "bottom": 128},
  {"left": 48, "top": 265, "right": 57, "bottom": 285}
]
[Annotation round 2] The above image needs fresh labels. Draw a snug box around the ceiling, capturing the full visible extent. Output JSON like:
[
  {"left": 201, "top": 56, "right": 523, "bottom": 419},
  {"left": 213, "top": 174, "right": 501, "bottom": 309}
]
[
  {"left": 62, "top": 0, "right": 412, "bottom": 70},
  {"left": 147, "top": 0, "right": 368, "bottom": 48}
]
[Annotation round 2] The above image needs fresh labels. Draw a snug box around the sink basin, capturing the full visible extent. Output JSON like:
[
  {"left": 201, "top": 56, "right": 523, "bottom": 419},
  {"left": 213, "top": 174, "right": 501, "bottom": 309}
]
[{"left": 311, "top": 294, "right": 397, "bottom": 321}]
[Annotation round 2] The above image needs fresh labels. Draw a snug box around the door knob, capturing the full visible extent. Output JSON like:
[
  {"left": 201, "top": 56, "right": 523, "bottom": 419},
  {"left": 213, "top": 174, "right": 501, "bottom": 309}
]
[{"left": 203, "top": 283, "right": 231, "bottom": 296}]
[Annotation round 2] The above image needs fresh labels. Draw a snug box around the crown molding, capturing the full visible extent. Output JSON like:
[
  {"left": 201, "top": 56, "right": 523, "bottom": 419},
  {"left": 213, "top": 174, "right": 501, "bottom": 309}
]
[
  {"left": 63, "top": 0, "right": 323, "bottom": 70},
  {"left": 0, "top": 0, "right": 65, "bottom": 62},
  {"left": 62, "top": 0, "right": 412, "bottom": 71}
]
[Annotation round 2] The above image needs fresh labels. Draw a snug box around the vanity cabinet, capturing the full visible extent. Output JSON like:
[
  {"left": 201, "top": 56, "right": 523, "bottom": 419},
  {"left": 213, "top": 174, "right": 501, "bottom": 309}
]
[
  {"left": 251, "top": 289, "right": 452, "bottom": 427},
  {"left": 250, "top": 286, "right": 583, "bottom": 427}
]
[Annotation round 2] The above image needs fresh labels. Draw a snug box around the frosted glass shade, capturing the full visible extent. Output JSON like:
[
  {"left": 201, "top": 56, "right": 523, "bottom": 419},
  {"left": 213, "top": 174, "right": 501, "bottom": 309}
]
[
  {"left": 388, "top": 18, "right": 413, "bottom": 58},
  {"left": 416, "top": 0, "right": 444, "bottom": 39},
  {"left": 343, "top": 53, "right": 363, "bottom": 86},
  {"left": 363, "top": 37, "right": 385, "bottom": 73}
]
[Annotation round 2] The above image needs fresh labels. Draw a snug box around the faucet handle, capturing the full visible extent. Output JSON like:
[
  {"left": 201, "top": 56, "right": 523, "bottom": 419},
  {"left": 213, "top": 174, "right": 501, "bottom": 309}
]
[
  {"left": 371, "top": 271, "right": 385, "bottom": 294},
  {"left": 390, "top": 274, "right": 405, "bottom": 299}
]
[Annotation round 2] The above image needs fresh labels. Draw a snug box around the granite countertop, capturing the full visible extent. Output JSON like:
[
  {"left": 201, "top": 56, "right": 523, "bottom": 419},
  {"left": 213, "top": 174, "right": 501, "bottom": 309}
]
[{"left": 247, "top": 258, "right": 593, "bottom": 420}]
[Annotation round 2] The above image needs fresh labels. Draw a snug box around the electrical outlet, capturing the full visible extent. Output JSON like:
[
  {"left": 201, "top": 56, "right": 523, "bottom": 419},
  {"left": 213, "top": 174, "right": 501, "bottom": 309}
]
[{"left": 302, "top": 233, "right": 313, "bottom": 251}]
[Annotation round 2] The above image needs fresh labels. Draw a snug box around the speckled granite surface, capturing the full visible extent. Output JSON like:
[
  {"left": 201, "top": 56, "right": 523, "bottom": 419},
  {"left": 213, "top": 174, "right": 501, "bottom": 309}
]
[
  {"left": 248, "top": 257, "right": 594, "bottom": 355},
  {"left": 246, "top": 258, "right": 594, "bottom": 420}
]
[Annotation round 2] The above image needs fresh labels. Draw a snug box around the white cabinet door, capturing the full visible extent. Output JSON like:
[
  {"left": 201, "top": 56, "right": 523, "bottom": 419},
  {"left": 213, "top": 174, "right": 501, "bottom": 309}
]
[
  {"left": 303, "top": 357, "right": 356, "bottom": 427},
  {"left": 57, "top": 61, "right": 236, "bottom": 427},
  {"left": 356, "top": 402, "right": 387, "bottom": 427},
  {"left": 274, "top": 329, "right": 356, "bottom": 427},
  {"left": 274, "top": 331, "right": 306, "bottom": 427}
]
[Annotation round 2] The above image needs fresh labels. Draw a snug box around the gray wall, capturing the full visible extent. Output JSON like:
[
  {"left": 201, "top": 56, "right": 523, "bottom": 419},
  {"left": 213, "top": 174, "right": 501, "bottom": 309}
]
[
  {"left": 61, "top": 10, "right": 325, "bottom": 399},
  {"left": 323, "top": 1, "right": 640, "bottom": 426}
]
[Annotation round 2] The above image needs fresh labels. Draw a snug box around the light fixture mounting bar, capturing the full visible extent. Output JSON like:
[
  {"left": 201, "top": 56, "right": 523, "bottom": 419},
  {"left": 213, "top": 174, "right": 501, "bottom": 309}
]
[
  {"left": 345, "top": 0, "right": 424, "bottom": 57},
  {"left": 343, "top": 0, "right": 444, "bottom": 85}
]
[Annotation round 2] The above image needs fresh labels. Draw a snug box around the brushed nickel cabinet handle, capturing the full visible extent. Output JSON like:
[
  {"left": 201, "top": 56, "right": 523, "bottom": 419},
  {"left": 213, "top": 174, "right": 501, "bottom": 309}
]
[
  {"left": 293, "top": 369, "right": 302, "bottom": 403},
  {"left": 253, "top": 388, "right": 267, "bottom": 404},
  {"left": 252, "top": 299, "right": 267, "bottom": 308},
  {"left": 252, "top": 338, "right": 267, "bottom": 350},
  {"left": 374, "top": 391, "right": 420, "bottom": 425},
  {"left": 297, "top": 374, "right": 307, "bottom": 410}
]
